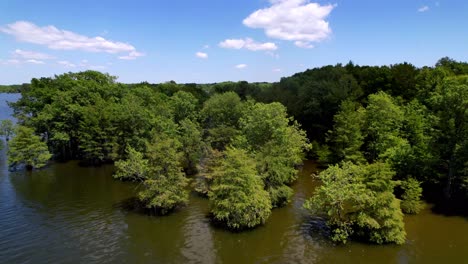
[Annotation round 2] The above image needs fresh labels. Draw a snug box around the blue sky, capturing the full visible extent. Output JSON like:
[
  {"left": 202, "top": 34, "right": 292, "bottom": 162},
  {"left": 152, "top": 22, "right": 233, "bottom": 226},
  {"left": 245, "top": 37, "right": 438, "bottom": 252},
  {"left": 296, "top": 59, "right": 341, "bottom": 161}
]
[{"left": 0, "top": 0, "right": 467, "bottom": 84}]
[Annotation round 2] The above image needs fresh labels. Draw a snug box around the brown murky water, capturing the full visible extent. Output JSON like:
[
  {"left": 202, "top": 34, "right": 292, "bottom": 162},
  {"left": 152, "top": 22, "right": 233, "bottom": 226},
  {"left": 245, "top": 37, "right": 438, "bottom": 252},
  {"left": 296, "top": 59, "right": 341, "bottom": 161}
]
[{"left": 1, "top": 94, "right": 467, "bottom": 264}]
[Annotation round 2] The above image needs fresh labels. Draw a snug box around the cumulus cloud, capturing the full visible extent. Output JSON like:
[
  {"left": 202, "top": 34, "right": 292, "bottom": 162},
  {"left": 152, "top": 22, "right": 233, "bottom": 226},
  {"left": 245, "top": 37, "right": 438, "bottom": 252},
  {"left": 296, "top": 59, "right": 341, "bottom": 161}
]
[
  {"left": 1, "top": 21, "right": 144, "bottom": 59},
  {"left": 13, "top": 49, "right": 54, "bottom": 60},
  {"left": 219, "top": 38, "right": 277, "bottom": 51},
  {"left": 418, "top": 6, "right": 429, "bottom": 12},
  {"left": 235, "top": 64, "right": 247, "bottom": 69},
  {"left": 196, "top": 51, "right": 208, "bottom": 59},
  {"left": 243, "top": 0, "right": 335, "bottom": 48}
]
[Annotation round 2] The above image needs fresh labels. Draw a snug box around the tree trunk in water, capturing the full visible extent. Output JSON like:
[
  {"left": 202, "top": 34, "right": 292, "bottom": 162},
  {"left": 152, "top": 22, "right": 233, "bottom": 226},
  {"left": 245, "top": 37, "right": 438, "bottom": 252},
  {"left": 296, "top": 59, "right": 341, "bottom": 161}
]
[{"left": 444, "top": 157, "right": 454, "bottom": 201}]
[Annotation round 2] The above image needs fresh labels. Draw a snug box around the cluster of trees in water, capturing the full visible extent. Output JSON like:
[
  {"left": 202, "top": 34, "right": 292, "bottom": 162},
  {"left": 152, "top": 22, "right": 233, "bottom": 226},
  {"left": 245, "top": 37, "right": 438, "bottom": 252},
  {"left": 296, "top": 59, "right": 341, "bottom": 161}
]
[{"left": 2, "top": 57, "right": 467, "bottom": 245}]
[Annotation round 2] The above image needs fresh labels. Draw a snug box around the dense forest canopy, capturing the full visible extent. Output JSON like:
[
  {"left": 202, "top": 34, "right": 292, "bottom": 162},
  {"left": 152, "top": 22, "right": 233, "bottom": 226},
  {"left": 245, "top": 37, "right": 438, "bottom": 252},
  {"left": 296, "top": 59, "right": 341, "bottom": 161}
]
[{"left": 2, "top": 57, "right": 468, "bottom": 244}]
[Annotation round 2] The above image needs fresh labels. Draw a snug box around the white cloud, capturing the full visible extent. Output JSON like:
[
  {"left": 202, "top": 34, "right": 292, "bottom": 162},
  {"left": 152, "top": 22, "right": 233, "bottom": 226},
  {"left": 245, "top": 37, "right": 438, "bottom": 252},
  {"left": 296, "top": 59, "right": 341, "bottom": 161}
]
[
  {"left": 26, "top": 59, "right": 45, "bottom": 64},
  {"left": 235, "top": 64, "right": 247, "bottom": 69},
  {"left": 203, "top": 44, "right": 210, "bottom": 49},
  {"left": 1, "top": 57, "right": 45, "bottom": 65},
  {"left": 13, "top": 49, "right": 53, "bottom": 60},
  {"left": 243, "top": 0, "right": 335, "bottom": 48},
  {"left": 418, "top": 6, "right": 429, "bottom": 12},
  {"left": 1, "top": 21, "right": 144, "bottom": 59},
  {"left": 219, "top": 38, "right": 278, "bottom": 51},
  {"left": 196, "top": 51, "right": 208, "bottom": 59},
  {"left": 272, "top": 68, "right": 281, "bottom": 72},
  {"left": 57, "top": 60, "right": 76, "bottom": 68},
  {"left": 118, "top": 51, "right": 145, "bottom": 60}
]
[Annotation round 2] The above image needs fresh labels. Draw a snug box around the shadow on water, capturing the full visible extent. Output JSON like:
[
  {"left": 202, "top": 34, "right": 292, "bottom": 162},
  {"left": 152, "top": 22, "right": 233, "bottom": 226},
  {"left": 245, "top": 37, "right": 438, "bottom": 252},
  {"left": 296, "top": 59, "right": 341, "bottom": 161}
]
[{"left": 114, "top": 196, "right": 189, "bottom": 217}]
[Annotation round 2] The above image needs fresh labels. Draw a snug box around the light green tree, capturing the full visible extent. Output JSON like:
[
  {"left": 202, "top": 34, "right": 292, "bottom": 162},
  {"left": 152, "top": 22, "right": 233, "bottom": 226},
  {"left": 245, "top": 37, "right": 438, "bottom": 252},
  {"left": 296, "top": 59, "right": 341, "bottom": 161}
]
[
  {"left": 400, "top": 178, "right": 424, "bottom": 214},
  {"left": 327, "top": 100, "right": 366, "bottom": 164},
  {"left": 0, "top": 119, "right": 14, "bottom": 141},
  {"left": 240, "top": 102, "right": 310, "bottom": 207},
  {"left": 138, "top": 134, "right": 189, "bottom": 215},
  {"left": 8, "top": 126, "right": 52, "bottom": 170},
  {"left": 113, "top": 147, "right": 149, "bottom": 181},
  {"left": 209, "top": 147, "right": 272, "bottom": 229},
  {"left": 304, "top": 162, "right": 406, "bottom": 244}
]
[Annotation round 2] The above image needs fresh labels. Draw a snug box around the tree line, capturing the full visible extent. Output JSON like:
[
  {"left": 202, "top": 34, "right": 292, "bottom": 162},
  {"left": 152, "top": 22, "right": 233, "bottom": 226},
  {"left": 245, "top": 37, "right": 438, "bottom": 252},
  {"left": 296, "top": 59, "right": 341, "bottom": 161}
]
[{"left": 2, "top": 57, "right": 467, "bottom": 245}]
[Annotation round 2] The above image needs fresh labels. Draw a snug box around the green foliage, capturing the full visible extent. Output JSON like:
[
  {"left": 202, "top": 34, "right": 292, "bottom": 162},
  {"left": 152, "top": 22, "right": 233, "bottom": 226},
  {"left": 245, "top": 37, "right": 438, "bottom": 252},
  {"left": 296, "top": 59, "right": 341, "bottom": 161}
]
[
  {"left": 304, "top": 162, "right": 406, "bottom": 244},
  {"left": 170, "top": 91, "right": 199, "bottom": 123},
  {"left": 0, "top": 119, "right": 14, "bottom": 141},
  {"left": 0, "top": 84, "right": 25, "bottom": 93},
  {"left": 178, "top": 119, "right": 203, "bottom": 175},
  {"left": 209, "top": 148, "right": 272, "bottom": 229},
  {"left": 201, "top": 92, "right": 244, "bottom": 150},
  {"left": 365, "top": 91, "right": 405, "bottom": 161},
  {"left": 113, "top": 147, "right": 149, "bottom": 181},
  {"left": 327, "top": 100, "right": 366, "bottom": 164},
  {"left": 138, "top": 134, "right": 189, "bottom": 214},
  {"left": 8, "top": 126, "right": 52, "bottom": 169},
  {"left": 194, "top": 147, "right": 223, "bottom": 195},
  {"left": 240, "top": 102, "right": 310, "bottom": 207},
  {"left": 400, "top": 178, "right": 424, "bottom": 214},
  {"left": 429, "top": 76, "right": 468, "bottom": 199}
]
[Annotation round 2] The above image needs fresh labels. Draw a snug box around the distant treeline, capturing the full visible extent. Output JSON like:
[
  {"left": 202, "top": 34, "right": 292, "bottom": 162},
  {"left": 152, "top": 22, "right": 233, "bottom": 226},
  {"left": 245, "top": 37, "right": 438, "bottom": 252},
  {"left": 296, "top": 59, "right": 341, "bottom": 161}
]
[{"left": 0, "top": 84, "right": 29, "bottom": 93}]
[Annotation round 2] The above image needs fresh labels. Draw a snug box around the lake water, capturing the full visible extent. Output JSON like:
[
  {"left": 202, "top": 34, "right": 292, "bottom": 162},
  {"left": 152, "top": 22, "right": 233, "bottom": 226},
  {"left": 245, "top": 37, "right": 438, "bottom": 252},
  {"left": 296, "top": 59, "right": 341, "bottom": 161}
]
[{"left": 0, "top": 93, "right": 467, "bottom": 264}]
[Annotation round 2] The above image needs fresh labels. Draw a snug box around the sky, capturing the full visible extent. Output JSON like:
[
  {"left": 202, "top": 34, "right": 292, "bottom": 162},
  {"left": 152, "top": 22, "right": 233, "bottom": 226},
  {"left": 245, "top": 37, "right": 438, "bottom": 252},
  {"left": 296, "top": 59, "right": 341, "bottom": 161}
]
[{"left": 0, "top": 0, "right": 467, "bottom": 84}]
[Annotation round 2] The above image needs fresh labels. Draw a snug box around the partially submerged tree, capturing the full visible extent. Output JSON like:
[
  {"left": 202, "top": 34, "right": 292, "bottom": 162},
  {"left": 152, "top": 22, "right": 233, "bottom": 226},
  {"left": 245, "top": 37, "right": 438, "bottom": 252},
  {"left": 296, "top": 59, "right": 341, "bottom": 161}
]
[
  {"left": 209, "top": 148, "right": 272, "bottom": 229},
  {"left": 113, "top": 147, "right": 149, "bottom": 181},
  {"left": 0, "top": 119, "right": 14, "bottom": 141},
  {"left": 137, "top": 134, "right": 189, "bottom": 215},
  {"left": 8, "top": 126, "right": 52, "bottom": 170},
  {"left": 304, "top": 162, "right": 406, "bottom": 244}
]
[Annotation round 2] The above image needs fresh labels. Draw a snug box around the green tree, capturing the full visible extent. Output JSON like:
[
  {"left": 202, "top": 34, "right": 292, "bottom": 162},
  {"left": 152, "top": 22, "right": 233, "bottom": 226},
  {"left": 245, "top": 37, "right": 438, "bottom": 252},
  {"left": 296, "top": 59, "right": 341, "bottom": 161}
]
[
  {"left": 170, "top": 91, "right": 199, "bottom": 123},
  {"left": 400, "top": 178, "right": 424, "bottom": 214},
  {"left": 304, "top": 162, "right": 406, "bottom": 244},
  {"left": 239, "top": 102, "right": 310, "bottom": 207},
  {"left": 113, "top": 147, "right": 149, "bottom": 181},
  {"left": 0, "top": 119, "right": 14, "bottom": 141},
  {"left": 327, "top": 100, "right": 366, "bottom": 164},
  {"left": 429, "top": 76, "right": 468, "bottom": 200},
  {"left": 365, "top": 91, "right": 405, "bottom": 161},
  {"left": 193, "top": 146, "right": 223, "bottom": 196},
  {"left": 209, "top": 148, "right": 272, "bottom": 229},
  {"left": 8, "top": 126, "right": 52, "bottom": 170},
  {"left": 138, "top": 134, "right": 189, "bottom": 215},
  {"left": 201, "top": 92, "right": 243, "bottom": 150},
  {"left": 178, "top": 119, "right": 203, "bottom": 175}
]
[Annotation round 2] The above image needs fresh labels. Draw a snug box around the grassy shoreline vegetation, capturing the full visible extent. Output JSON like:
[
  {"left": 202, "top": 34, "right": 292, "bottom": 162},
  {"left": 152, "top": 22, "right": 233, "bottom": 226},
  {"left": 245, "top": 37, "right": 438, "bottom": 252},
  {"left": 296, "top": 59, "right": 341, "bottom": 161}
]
[{"left": 2, "top": 57, "right": 468, "bottom": 244}]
